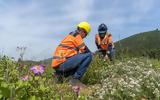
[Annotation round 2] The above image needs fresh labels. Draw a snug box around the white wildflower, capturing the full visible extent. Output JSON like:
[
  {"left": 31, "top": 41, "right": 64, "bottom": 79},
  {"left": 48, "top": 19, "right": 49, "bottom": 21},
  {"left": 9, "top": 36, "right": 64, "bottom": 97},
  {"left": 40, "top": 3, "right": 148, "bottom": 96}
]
[
  {"left": 149, "top": 64, "right": 152, "bottom": 67},
  {"left": 153, "top": 88, "right": 160, "bottom": 96},
  {"left": 99, "top": 95, "right": 103, "bottom": 99}
]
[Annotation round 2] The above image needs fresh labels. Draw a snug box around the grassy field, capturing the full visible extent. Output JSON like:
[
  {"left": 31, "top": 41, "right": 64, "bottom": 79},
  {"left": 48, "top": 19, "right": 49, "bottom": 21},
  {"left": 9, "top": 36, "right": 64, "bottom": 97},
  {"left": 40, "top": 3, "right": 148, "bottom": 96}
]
[{"left": 0, "top": 55, "right": 160, "bottom": 100}]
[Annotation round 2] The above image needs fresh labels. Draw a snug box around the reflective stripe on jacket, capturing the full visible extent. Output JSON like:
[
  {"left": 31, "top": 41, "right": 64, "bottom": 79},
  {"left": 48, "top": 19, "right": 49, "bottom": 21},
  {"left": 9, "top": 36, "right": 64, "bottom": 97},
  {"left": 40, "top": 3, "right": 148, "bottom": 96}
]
[
  {"left": 52, "top": 33, "right": 86, "bottom": 68},
  {"left": 95, "top": 32, "right": 112, "bottom": 50}
]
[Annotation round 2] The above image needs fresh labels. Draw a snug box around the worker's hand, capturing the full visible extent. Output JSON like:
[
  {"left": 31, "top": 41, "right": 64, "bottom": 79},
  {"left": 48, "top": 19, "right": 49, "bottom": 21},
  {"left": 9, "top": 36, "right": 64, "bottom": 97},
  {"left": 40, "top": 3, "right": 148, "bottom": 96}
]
[{"left": 107, "top": 50, "right": 110, "bottom": 54}]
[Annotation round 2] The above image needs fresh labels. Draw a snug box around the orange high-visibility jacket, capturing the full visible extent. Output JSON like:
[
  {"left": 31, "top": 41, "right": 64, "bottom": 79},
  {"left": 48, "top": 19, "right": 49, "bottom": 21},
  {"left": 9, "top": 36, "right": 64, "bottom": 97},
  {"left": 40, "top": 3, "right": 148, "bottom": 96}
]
[
  {"left": 95, "top": 32, "right": 113, "bottom": 50},
  {"left": 52, "top": 33, "right": 86, "bottom": 68}
]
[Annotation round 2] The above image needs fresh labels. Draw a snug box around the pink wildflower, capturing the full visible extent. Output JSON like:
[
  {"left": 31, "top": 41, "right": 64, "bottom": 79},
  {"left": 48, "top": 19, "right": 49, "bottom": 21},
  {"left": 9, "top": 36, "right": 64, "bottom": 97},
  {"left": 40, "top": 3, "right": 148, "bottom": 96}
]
[
  {"left": 72, "top": 86, "right": 80, "bottom": 95},
  {"left": 21, "top": 75, "right": 29, "bottom": 81}
]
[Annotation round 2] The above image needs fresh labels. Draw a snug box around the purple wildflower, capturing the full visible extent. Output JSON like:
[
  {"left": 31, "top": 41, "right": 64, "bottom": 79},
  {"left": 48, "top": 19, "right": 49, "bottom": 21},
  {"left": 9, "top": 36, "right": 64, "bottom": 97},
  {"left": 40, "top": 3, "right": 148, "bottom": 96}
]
[
  {"left": 39, "top": 64, "right": 46, "bottom": 68},
  {"left": 30, "top": 65, "right": 45, "bottom": 74},
  {"left": 21, "top": 75, "right": 29, "bottom": 81}
]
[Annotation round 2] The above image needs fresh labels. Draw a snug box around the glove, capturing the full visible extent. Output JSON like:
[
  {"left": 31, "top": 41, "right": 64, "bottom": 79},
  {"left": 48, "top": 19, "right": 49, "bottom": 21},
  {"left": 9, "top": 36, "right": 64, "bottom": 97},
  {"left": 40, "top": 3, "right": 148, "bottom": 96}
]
[{"left": 107, "top": 50, "right": 110, "bottom": 54}]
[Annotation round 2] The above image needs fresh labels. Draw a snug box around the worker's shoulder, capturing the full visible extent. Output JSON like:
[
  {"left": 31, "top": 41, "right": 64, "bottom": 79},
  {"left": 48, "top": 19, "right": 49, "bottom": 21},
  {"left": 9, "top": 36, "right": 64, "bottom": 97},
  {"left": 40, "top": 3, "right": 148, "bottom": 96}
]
[
  {"left": 95, "top": 33, "right": 98, "bottom": 36},
  {"left": 68, "top": 31, "right": 83, "bottom": 41},
  {"left": 69, "top": 31, "right": 78, "bottom": 37},
  {"left": 107, "top": 32, "right": 112, "bottom": 36}
]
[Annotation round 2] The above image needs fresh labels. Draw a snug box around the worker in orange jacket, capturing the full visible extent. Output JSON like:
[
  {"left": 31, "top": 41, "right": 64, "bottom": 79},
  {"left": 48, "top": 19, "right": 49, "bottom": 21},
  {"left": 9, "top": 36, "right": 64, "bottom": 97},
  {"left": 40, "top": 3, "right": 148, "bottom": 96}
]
[
  {"left": 52, "top": 22, "right": 92, "bottom": 86},
  {"left": 95, "top": 23, "right": 115, "bottom": 61}
]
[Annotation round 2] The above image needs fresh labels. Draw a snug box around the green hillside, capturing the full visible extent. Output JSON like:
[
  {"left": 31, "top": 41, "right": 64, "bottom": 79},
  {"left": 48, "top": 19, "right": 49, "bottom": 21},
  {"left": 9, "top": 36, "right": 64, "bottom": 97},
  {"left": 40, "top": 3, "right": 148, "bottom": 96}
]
[{"left": 115, "top": 29, "right": 160, "bottom": 58}]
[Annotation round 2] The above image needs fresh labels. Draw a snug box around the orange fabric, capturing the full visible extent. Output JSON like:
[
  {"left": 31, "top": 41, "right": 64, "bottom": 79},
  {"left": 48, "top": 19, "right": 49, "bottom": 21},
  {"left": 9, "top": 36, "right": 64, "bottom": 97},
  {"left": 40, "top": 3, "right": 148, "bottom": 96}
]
[
  {"left": 95, "top": 32, "right": 112, "bottom": 50},
  {"left": 52, "top": 34, "right": 85, "bottom": 68}
]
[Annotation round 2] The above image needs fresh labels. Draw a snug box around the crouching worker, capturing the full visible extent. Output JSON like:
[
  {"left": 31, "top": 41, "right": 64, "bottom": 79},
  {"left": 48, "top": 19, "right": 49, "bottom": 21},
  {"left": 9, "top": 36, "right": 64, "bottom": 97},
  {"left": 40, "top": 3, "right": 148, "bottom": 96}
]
[
  {"left": 51, "top": 22, "right": 92, "bottom": 86},
  {"left": 95, "top": 23, "right": 115, "bottom": 61}
]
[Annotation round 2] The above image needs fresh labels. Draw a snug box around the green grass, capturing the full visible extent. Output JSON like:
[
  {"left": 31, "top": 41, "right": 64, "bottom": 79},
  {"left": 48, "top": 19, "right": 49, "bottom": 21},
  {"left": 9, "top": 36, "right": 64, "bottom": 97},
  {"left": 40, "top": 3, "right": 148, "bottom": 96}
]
[{"left": 0, "top": 55, "right": 160, "bottom": 99}]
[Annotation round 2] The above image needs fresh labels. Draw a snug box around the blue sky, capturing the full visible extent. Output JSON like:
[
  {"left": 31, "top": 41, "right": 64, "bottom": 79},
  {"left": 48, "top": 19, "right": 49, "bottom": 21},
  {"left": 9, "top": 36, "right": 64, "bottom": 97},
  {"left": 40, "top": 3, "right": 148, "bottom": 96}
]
[{"left": 0, "top": 0, "right": 160, "bottom": 60}]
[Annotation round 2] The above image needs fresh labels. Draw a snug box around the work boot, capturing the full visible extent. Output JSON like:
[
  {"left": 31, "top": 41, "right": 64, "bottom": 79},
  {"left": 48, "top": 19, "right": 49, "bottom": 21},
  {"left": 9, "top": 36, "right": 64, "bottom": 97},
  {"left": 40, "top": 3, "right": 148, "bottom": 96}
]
[
  {"left": 53, "top": 73, "right": 63, "bottom": 84},
  {"left": 69, "top": 78, "right": 86, "bottom": 88}
]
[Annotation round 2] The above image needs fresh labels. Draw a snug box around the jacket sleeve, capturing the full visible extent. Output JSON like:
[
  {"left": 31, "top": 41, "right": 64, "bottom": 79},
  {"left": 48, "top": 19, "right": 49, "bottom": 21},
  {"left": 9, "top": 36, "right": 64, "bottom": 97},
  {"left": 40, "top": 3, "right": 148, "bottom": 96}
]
[
  {"left": 95, "top": 34, "right": 101, "bottom": 49},
  {"left": 108, "top": 34, "right": 113, "bottom": 44},
  {"left": 95, "top": 42, "right": 101, "bottom": 49},
  {"left": 73, "top": 34, "right": 90, "bottom": 53},
  {"left": 108, "top": 34, "right": 115, "bottom": 49}
]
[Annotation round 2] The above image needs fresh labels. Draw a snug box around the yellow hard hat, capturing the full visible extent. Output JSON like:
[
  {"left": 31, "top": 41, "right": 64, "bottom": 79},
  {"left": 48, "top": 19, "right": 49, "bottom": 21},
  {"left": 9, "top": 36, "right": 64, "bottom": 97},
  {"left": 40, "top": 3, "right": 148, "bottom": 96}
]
[{"left": 77, "top": 22, "right": 91, "bottom": 34}]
